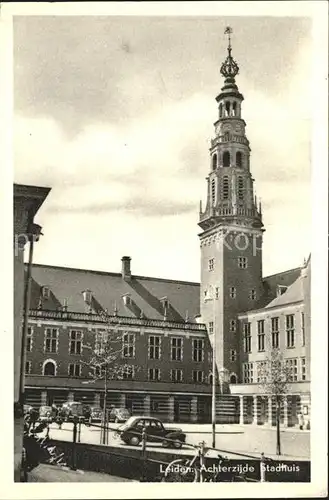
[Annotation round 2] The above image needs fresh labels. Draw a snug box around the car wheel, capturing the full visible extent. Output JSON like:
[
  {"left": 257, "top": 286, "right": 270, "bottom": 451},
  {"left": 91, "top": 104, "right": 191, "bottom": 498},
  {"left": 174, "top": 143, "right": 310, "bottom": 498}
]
[
  {"left": 162, "top": 439, "right": 170, "bottom": 448},
  {"left": 129, "top": 435, "right": 140, "bottom": 446},
  {"left": 172, "top": 439, "right": 183, "bottom": 449}
]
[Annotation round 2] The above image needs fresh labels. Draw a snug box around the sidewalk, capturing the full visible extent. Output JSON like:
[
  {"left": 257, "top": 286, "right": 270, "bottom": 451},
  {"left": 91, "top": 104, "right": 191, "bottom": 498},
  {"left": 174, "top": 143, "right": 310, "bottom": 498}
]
[{"left": 28, "top": 464, "right": 136, "bottom": 482}]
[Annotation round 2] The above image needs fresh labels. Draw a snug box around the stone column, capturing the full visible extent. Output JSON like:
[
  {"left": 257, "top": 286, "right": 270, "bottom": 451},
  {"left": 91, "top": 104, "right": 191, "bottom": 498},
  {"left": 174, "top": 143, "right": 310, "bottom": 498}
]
[
  {"left": 268, "top": 396, "right": 273, "bottom": 426},
  {"left": 168, "top": 396, "right": 174, "bottom": 422},
  {"left": 283, "top": 396, "right": 289, "bottom": 428},
  {"left": 253, "top": 395, "right": 258, "bottom": 425},
  {"left": 239, "top": 395, "right": 244, "bottom": 425},
  {"left": 190, "top": 396, "right": 198, "bottom": 423},
  {"left": 94, "top": 393, "right": 101, "bottom": 407},
  {"left": 68, "top": 391, "right": 74, "bottom": 402},
  {"left": 120, "top": 393, "right": 126, "bottom": 408},
  {"left": 144, "top": 395, "right": 151, "bottom": 416},
  {"left": 41, "top": 390, "right": 47, "bottom": 406}
]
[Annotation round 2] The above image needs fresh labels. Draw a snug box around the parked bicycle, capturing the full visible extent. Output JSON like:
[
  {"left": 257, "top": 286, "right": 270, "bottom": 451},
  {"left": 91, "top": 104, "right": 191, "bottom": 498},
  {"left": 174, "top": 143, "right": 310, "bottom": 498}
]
[
  {"left": 22, "top": 419, "right": 68, "bottom": 479},
  {"left": 162, "top": 443, "right": 248, "bottom": 482}
]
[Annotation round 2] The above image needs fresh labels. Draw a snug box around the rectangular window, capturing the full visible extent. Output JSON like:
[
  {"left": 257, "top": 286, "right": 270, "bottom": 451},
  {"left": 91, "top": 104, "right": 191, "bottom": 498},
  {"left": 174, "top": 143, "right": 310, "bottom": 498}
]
[
  {"left": 230, "top": 349, "right": 237, "bottom": 362},
  {"left": 229, "top": 287, "right": 236, "bottom": 299},
  {"left": 242, "top": 362, "right": 253, "bottom": 383},
  {"left": 26, "top": 326, "right": 33, "bottom": 352},
  {"left": 25, "top": 361, "right": 31, "bottom": 374},
  {"left": 171, "top": 337, "right": 183, "bottom": 361},
  {"left": 192, "top": 338, "right": 204, "bottom": 362},
  {"left": 271, "top": 317, "right": 279, "bottom": 348},
  {"left": 208, "top": 258, "right": 214, "bottom": 271},
  {"left": 229, "top": 319, "right": 236, "bottom": 332},
  {"left": 215, "top": 287, "right": 219, "bottom": 299},
  {"left": 301, "top": 313, "right": 305, "bottom": 346},
  {"left": 238, "top": 257, "right": 248, "bottom": 269},
  {"left": 285, "top": 358, "right": 298, "bottom": 382},
  {"left": 44, "top": 328, "right": 58, "bottom": 353},
  {"left": 170, "top": 369, "right": 183, "bottom": 382},
  {"left": 256, "top": 361, "right": 267, "bottom": 383},
  {"left": 122, "top": 366, "right": 135, "bottom": 380},
  {"left": 257, "top": 320, "right": 265, "bottom": 352},
  {"left": 243, "top": 323, "right": 251, "bottom": 353},
  {"left": 208, "top": 322, "right": 214, "bottom": 335},
  {"left": 69, "top": 330, "right": 83, "bottom": 355},
  {"left": 148, "top": 368, "right": 161, "bottom": 381},
  {"left": 192, "top": 370, "right": 205, "bottom": 383},
  {"left": 301, "top": 358, "right": 306, "bottom": 381},
  {"left": 148, "top": 335, "right": 161, "bottom": 360},
  {"left": 68, "top": 363, "right": 81, "bottom": 377},
  {"left": 250, "top": 289, "right": 256, "bottom": 300},
  {"left": 286, "top": 314, "right": 295, "bottom": 348},
  {"left": 122, "top": 333, "right": 135, "bottom": 358}
]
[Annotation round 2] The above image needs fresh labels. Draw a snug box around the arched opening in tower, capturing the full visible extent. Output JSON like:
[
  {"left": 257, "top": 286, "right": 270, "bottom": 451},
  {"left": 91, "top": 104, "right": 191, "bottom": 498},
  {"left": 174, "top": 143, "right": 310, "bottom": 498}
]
[
  {"left": 236, "top": 151, "right": 243, "bottom": 168},
  {"left": 225, "top": 101, "right": 230, "bottom": 117},
  {"left": 212, "top": 154, "right": 217, "bottom": 171},
  {"left": 223, "top": 151, "right": 230, "bottom": 167}
]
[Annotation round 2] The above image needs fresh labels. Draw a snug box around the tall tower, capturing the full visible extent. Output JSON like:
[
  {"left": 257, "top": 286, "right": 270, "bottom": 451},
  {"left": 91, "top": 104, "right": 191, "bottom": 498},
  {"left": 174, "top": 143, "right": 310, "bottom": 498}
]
[{"left": 199, "top": 28, "right": 264, "bottom": 388}]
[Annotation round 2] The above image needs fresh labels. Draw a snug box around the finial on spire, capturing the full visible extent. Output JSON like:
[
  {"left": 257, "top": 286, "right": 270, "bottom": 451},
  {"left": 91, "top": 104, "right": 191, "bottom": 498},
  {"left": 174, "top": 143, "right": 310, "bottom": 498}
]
[{"left": 220, "top": 26, "right": 239, "bottom": 79}]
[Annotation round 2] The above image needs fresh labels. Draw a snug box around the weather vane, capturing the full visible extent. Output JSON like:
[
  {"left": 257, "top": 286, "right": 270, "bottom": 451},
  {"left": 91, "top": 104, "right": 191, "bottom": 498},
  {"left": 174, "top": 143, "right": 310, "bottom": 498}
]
[
  {"left": 224, "top": 26, "right": 233, "bottom": 54},
  {"left": 220, "top": 26, "right": 239, "bottom": 79}
]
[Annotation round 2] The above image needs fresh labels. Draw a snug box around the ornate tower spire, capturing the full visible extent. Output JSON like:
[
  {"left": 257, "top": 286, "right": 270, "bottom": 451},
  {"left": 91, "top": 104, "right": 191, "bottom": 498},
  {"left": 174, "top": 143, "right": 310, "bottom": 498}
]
[
  {"left": 198, "top": 29, "right": 265, "bottom": 388},
  {"left": 220, "top": 27, "right": 239, "bottom": 80}
]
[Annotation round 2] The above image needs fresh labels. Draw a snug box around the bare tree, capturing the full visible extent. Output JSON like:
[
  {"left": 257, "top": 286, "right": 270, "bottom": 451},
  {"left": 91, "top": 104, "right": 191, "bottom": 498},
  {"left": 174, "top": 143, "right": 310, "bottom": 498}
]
[
  {"left": 258, "top": 348, "right": 293, "bottom": 455},
  {"left": 81, "top": 316, "right": 140, "bottom": 444}
]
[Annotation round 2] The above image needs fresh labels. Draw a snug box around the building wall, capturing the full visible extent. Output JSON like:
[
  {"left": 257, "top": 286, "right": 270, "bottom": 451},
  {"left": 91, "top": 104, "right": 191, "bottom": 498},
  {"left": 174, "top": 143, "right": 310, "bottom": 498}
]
[
  {"left": 25, "top": 316, "right": 213, "bottom": 388},
  {"left": 238, "top": 302, "right": 309, "bottom": 385}
]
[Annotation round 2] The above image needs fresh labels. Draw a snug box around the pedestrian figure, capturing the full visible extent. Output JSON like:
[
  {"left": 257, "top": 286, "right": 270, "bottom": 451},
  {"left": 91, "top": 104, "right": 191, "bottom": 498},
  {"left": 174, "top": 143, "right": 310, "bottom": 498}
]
[{"left": 297, "top": 412, "right": 304, "bottom": 430}]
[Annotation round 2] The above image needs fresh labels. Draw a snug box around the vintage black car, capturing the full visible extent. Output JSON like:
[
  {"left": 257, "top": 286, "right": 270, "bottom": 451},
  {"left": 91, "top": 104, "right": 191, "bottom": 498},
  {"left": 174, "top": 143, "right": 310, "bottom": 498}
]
[{"left": 115, "top": 416, "right": 186, "bottom": 448}]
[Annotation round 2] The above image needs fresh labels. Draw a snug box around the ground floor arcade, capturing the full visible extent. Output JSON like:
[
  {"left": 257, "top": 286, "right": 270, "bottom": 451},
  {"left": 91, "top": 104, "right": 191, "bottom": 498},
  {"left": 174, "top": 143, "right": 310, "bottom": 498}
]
[{"left": 24, "top": 386, "right": 311, "bottom": 428}]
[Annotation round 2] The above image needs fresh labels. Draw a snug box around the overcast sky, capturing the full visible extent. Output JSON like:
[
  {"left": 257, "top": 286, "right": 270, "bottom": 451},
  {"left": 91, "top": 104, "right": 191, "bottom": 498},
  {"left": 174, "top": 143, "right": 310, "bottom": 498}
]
[{"left": 13, "top": 14, "right": 312, "bottom": 282}]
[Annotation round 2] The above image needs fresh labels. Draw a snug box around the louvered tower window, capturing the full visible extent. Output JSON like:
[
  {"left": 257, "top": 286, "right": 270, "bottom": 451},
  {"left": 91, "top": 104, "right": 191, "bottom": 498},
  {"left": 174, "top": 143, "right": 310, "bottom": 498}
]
[
  {"left": 223, "top": 176, "right": 229, "bottom": 199},
  {"left": 238, "top": 177, "right": 244, "bottom": 200},
  {"left": 211, "top": 179, "right": 216, "bottom": 205}
]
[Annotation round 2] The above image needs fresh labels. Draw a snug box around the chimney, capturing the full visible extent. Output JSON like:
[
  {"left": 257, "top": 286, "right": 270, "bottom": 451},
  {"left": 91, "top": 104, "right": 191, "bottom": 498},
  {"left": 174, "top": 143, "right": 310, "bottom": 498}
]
[{"left": 121, "top": 256, "right": 131, "bottom": 280}]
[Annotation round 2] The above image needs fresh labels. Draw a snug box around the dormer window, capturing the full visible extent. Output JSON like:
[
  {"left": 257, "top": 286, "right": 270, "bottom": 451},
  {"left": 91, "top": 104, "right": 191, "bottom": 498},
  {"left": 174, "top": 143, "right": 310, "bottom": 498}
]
[
  {"left": 42, "top": 286, "right": 50, "bottom": 299},
  {"left": 122, "top": 294, "right": 132, "bottom": 306},
  {"left": 82, "top": 290, "right": 92, "bottom": 304},
  {"left": 277, "top": 285, "right": 288, "bottom": 297},
  {"left": 160, "top": 297, "right": 169, "bottom": 310}
]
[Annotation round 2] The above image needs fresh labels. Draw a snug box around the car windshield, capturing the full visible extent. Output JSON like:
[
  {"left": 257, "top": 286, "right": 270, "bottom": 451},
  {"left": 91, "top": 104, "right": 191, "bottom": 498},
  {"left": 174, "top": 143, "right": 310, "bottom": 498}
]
[{"left": 118, "top": 416, "right": 137, "bottom": 430}]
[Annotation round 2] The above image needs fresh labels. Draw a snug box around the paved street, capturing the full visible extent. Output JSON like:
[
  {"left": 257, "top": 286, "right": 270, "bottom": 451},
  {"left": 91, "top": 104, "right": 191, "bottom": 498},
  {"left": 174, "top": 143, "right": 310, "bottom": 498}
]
[{"left": 43, "top": 422, "right": 310, "bottom": 461}]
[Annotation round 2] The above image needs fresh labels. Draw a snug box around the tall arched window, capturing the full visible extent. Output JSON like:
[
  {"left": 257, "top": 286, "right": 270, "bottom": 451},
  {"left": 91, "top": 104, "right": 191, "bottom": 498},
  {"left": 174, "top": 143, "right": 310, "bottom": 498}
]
[
  {"left": 223, "top": 151, "right": 230, "bottom": 167},
  {"left": 238, "top": 177, "right": 244, "bottom": 200},
  {"left": 43, "top": 359, "right": 56, "bottom": 376},
  {"left": 236, "top": 151, "right": 243, "bottom": 168},
  {"left": 223, "top": 176, "right": 229, "bottom": 200},
  {"left": 225, "top": 101, "right": 230, "bottom": 117},
  {"left": 230, "top": 374, "right": 237, "bottom": 384},
  {"left": 232, "top": 102, "right": 237, "bottom": 116},
  {"left": 211, "top": 179, "right": 216, "bottom": 206},
  {"left": 219, "top": 103, "right": 223, "bottom": 118},
  {"left": 212, "top": 154, "right": 217, "bottom": 171}
]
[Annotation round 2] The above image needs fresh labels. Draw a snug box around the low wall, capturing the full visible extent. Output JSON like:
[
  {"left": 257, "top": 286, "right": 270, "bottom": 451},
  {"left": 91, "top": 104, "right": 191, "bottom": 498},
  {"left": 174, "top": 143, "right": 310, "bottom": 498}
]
[{"left": 39, "top": 439, "right": 310, "bottom": 482}]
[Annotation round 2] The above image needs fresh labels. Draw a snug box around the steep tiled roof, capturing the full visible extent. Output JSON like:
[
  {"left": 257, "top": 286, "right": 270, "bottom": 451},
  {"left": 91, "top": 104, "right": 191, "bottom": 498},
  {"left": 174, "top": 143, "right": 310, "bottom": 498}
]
[
  {"left": 28, "top": 264, "right": 200, "bottom": 323},
  {"left": 261, "top": 267, "right": 301, "bottom": 306},
  {"left": 265, "top": 274, "right": 304, "bottom": 309}
]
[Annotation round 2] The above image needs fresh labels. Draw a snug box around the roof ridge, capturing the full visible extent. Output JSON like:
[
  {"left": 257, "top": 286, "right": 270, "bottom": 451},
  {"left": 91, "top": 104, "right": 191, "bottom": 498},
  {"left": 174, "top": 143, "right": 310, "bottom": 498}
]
[
  {"left": 28, "top": 262, "right": 200, "bottom": 286},
  {"left": 263, "top": 267, "right": 301, "bottom": 280}
]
